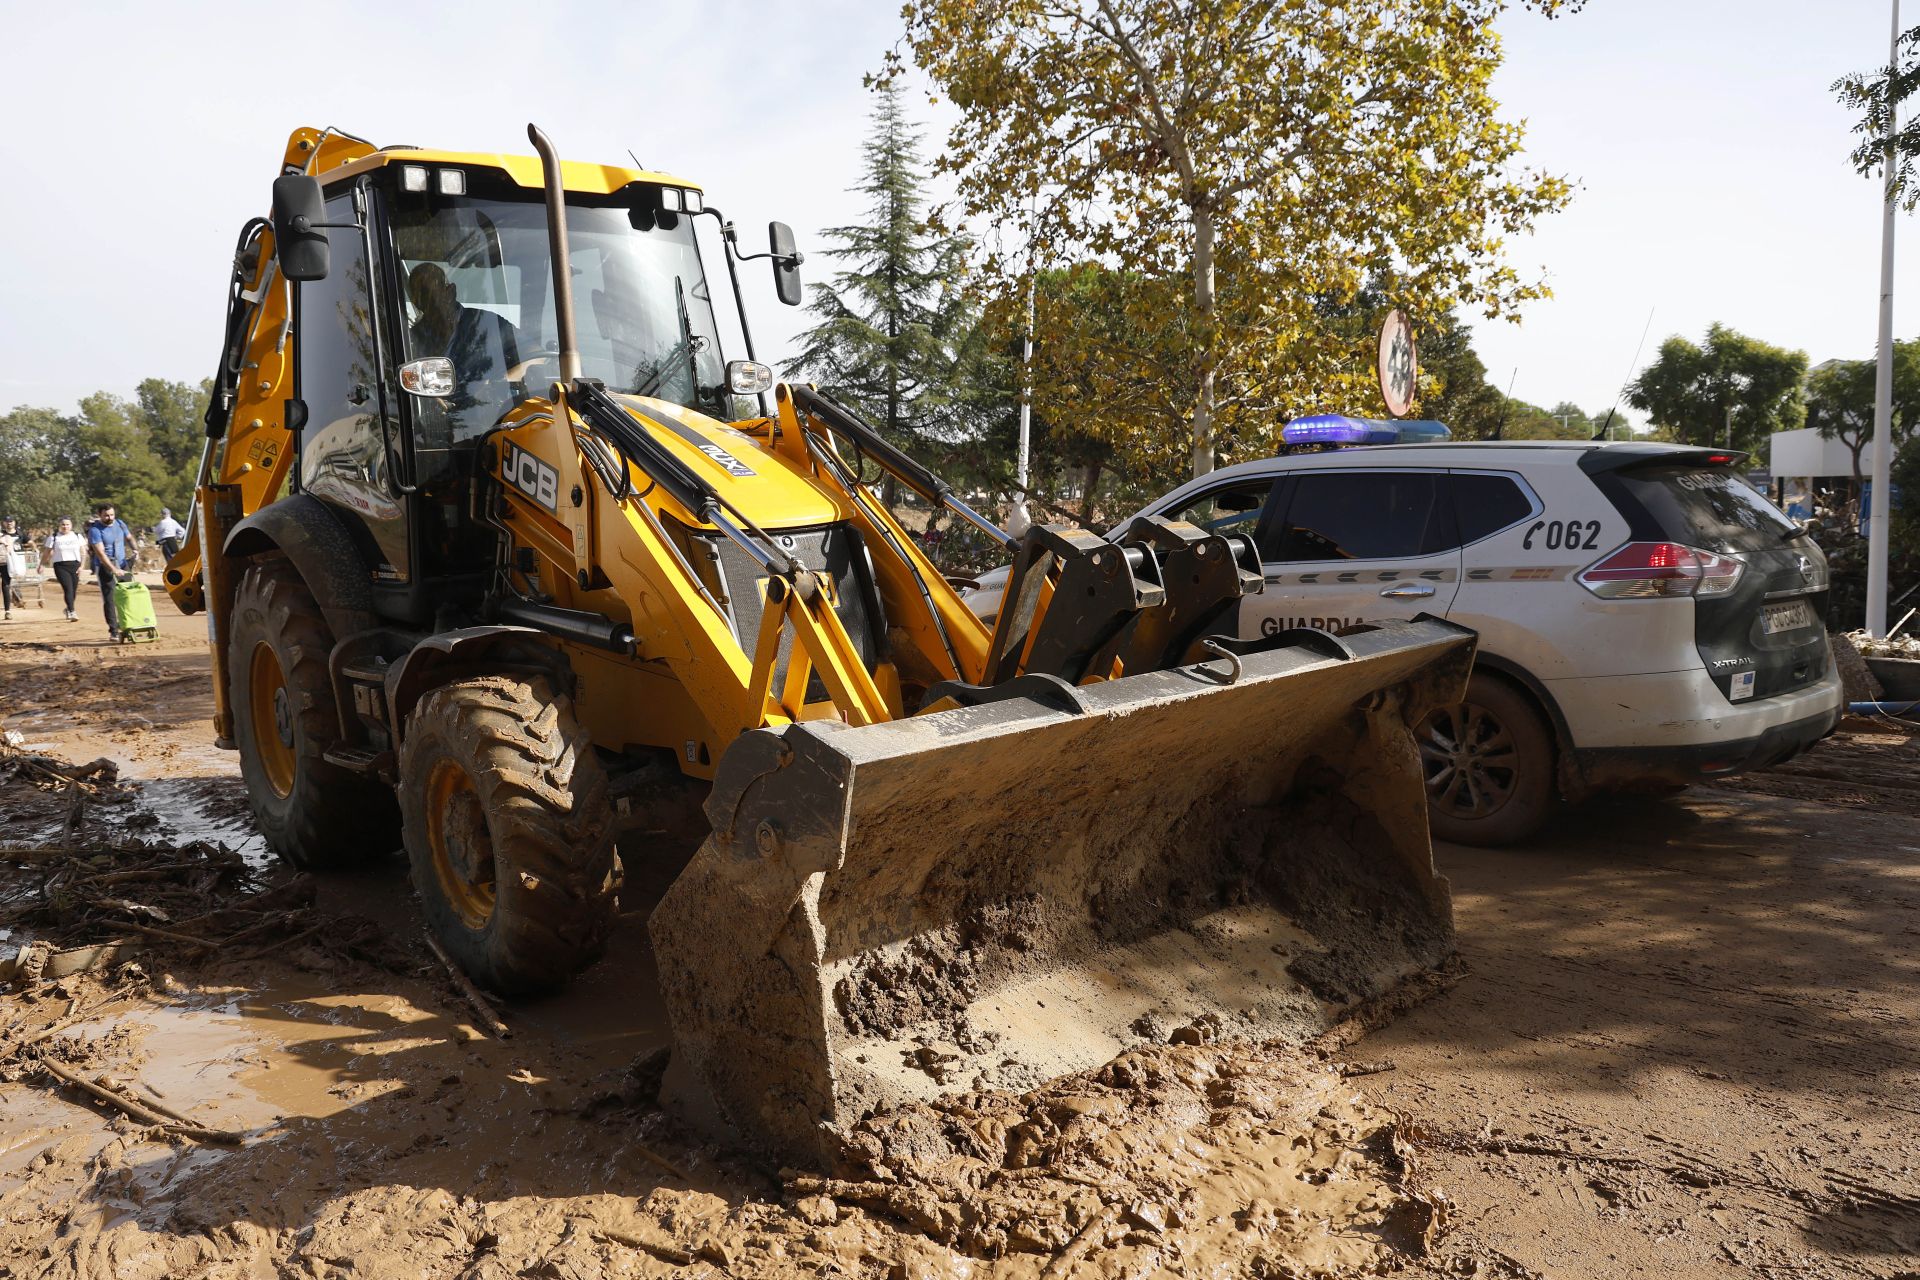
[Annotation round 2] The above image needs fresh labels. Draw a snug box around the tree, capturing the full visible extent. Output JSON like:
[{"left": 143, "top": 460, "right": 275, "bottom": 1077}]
[
  {"left": 1835, "top": 23, "right": 1920, "bottom": 209},
  {"left": 1625, "top": 325, "right": 1808, "bottom": 456},
  {"left": 134, "top": 378, "right": 210, "bottom": 481},
  {"left": 6, "top": 474, "right": 87, "bottom": 529},
  {"left": 1418, "top": 313, "right": 1509, "bottom": 440},
  {"left": 1804, "top": 346, "right": 1920, "bottom": 486},
  {"left": 891, "top": 0, "right": 1574, "bottom": 479},
  {"left": 70, "top": 392, "right": 175, "bottom": 514},
  {"left": 0, "top": 406, "right": 83, "bottom": 527},
  {"left": 785, "top": 84, "right": 979, "bottom": 463}
]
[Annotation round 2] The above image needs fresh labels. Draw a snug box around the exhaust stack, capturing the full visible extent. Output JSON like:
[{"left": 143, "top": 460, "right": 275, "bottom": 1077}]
[{"left": 526, "top": 124, "right": 582, "bottom": 384}]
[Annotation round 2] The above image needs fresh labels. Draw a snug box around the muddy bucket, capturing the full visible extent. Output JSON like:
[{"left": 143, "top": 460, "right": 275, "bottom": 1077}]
[{"left": 651, "top": 617, "right": 1476, "bottom": 1167}]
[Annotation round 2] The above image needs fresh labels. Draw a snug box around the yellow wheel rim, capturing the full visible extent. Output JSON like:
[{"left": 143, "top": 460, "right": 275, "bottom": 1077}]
[
  {"left": 248, "top": 641, "right": 296, "bottom": 799},
  {"left": 425, "top": 759, "right": 495, "bottom": 929}
]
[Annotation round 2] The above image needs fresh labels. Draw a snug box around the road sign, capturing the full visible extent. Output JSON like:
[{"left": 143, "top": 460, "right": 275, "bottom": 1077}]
[{"left": 1378, "top": 309, "right": 1418, "bottom": 418}]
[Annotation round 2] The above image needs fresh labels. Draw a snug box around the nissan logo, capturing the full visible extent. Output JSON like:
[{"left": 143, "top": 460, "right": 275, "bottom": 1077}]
[{"left": 1795, "top": 553, "right": 1813, "bottom": 581}]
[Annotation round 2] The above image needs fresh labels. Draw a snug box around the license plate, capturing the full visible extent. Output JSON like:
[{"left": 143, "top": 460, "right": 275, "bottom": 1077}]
[{"left": 1761, "top": 600, "right": 1814, "bottom": 635}]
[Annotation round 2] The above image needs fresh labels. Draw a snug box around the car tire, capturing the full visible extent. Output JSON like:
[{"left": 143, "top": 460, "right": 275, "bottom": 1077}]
[{"left": 1419, "top": 674, "right": 1556, "bottom": 847}]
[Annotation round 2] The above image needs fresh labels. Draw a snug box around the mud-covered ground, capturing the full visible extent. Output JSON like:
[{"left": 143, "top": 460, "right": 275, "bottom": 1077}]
[{"left": 2, "top": 583, "right": 1917, "bottom": 1278}]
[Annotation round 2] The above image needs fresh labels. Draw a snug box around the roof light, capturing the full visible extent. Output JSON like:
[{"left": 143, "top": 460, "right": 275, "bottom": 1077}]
[
  {"left": 683, "top": 188, "right": 703, "bottom": 214},
  {"left": 661, "top": 187, "right": 685, "bottom": 212},
  {"left": 401, "top": 164, "right": 430, "bottom": 193},
  {"left": 437, "top": 168, "right": 465, "bottom": 196},
  {"left": 1281, "top": 414, "right": 1451, "bottom": 447},
  {"left": 1577, "top": 541, "right": 1744, "bottom": 599}
]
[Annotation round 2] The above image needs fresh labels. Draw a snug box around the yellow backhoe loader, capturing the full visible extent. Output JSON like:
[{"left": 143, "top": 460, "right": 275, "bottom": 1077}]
[{"left": 167, "top": 124, "right": 1475, "bottom": 1166}]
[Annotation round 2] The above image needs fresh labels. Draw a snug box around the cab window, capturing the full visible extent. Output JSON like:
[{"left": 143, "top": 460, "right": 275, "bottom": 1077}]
[
  {"left": 1269, "top": 472, "right": 1452, "bottom": 561},
  {"left": 1163, "top": 480, "right": 1276, "bottom": 537}
]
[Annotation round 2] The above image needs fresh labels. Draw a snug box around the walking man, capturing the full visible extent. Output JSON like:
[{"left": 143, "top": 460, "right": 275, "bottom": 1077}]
[
  {"left": 48, "top": 518, "right": 85, "bottom": 620},
  {"left": 86, "top": 503, "right": 133, "bottom": 638},
  {"left": 154, "top": 508, "right": 186, "bottom": 564}
]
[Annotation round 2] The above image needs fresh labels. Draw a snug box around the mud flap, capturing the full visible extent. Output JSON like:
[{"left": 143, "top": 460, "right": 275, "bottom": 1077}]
[{"left": 651, "top": 617, "right": 1476, "bottom": 1168}]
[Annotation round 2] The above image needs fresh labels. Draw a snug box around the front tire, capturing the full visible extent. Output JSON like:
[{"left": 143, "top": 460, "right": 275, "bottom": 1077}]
[
  {"left": 399, "top": 674, "right": 616, "bottom": 995},
  {"left": 229, "top": 559, "right": 399, "bottom": 868},
  {"left": 1419, "top": 674, "right": 1556, "bottom": 847}
]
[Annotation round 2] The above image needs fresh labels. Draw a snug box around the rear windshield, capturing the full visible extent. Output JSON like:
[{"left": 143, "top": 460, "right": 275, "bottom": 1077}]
[{"left": 1610, "top": 465, "right": 1795, "bottom": 553}]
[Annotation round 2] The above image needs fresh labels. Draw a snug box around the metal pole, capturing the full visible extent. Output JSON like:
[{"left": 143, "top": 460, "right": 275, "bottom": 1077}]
[
  {"left": 1868, "top": 0, "right": 1901, "bottom": 637},
  {"left": 1009, "top": 269, "right": 1035, "bottom": 537}
]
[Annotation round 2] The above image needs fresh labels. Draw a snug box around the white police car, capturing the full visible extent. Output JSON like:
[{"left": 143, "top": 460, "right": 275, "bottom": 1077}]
[{"left": 969, "top": 441, "right": 1842, "bottom": 845}]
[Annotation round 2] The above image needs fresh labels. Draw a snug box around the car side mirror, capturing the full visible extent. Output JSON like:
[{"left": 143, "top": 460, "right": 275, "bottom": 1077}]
[
  {"left": 769, "top": 221, "right": 802, "bottom": 306},
  {"left": 271, "top": 175, "right": 331, "bottom": 282}
]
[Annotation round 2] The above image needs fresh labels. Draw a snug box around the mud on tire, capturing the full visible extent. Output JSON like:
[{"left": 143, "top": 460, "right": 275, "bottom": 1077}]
[
  {"left": 229, "top": 558, "right": 400, "bottom": 868},
  {"left": 399, "top": 674, "right": 616, "bottom": 995}
]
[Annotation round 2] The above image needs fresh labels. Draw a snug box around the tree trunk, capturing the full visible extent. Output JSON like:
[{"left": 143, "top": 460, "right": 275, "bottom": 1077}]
[
  {"left": 1080, "top": 459, "right": 1103, "bottom": 524},
  {"left": 1191, "top": 205, "right": 1217, "bottom": 479}
]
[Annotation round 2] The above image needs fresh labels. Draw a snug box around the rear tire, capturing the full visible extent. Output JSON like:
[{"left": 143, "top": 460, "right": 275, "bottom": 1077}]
[
  {"left": 399, "top": 674, "right": 616, "bottom": 995},
  {"left": 229, "top": 559, "right": 399, "bottom": 868},
  {"left": 1419, "top": 674, "right": 1556, "bottom": 847}
]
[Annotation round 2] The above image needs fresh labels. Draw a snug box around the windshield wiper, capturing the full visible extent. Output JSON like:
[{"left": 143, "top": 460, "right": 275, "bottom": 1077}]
[{"left": 630, "top": 277, "right": 703, "bottom": 407}]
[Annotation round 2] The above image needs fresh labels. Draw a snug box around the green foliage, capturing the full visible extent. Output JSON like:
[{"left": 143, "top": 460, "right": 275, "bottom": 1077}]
[
  {"left": 889, "top": 0, "right": 1573, "bottom": 479},
  {"left": 1417, "top": 314, "right": 1509, "bottom": 441},
  {"left": 0, "top": 379, "right": 206, "bottom": 536},
  {"left": 2, "top": 473, "right": 85, "bottom": 529},
  {"left": 135, "top": 378, "right": 210, "bottom": 478},
  {"left": 785, "top": 84, "right": 981, "bottom": 456},
  {"left": 74, "top": 392, "right": 174, "bottom": 508},
  {"left": 1834, "top": 24, "right": 1920, "bottom": 209},
  {"left": 1625, "top": 324, "right": 1808, "bottom": 457},
  {"left": 1804, "top": 346, "right": 1920, "bottom": 484}
]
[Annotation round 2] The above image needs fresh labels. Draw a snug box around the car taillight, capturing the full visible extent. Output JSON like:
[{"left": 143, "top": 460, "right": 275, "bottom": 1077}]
[{"left": 1577, "top": 541, "right": 1744, "bottom": 599}]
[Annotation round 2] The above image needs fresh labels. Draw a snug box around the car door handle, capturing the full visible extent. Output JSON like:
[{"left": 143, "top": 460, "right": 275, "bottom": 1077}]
[{"left": 1379, "top": 582, "right": 1435, "bottom": 599}]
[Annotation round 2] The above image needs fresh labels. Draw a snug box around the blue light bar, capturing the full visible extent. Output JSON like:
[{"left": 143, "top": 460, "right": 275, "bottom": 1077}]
[{"left": 1282, "top": 415, "right": 1451, "bottom": 447}]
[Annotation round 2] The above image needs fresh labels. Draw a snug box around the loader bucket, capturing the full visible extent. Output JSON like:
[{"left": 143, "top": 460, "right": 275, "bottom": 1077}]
[{"left": 651, "top": 617, "right": 1476, "bottom": 1168}]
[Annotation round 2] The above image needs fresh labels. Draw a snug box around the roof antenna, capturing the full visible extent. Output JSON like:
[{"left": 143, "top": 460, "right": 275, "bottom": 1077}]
[
  {"left": 1594, "top": 306, "right": 1656, "bottom": 441},
  {"left": 1493, "top": 367, "right": 1518, "bottom": 440},
  {"left": 628, "top": 149, "right": 645, "bottom": 170}
]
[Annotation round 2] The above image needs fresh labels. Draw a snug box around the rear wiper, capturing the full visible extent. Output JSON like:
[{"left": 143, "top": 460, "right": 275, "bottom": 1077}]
[{"left": 1781, "top": 524, "right": 1812, "bottom": 542}]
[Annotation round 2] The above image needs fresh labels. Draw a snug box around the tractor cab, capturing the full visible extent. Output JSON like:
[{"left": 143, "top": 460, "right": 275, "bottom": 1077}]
[{"left": 262, "top": 140, "right": 794, "bottom": 626}]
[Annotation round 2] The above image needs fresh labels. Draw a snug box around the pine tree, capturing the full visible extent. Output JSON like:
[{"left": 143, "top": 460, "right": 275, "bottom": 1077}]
[{"left": 786, "top": 84, "right": 976, "bottom": 459}]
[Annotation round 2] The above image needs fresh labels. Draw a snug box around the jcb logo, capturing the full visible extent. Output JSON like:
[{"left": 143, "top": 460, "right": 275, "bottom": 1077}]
[{"left": 504, "top": 444, "right": 558, "bottom": 512}]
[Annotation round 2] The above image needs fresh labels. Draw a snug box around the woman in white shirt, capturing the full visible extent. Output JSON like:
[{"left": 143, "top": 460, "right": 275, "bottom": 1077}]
[{"left": 47, "top": 517, "right": 86, "bottom": 621}]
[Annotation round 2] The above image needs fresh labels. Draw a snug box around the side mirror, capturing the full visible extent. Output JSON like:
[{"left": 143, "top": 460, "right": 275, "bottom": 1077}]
[
  {"left": 769, "top": 221, "right": 802, "bottom": 306},
  {"left": 271, "top": 175, "right": 331, "bottom": 282}
]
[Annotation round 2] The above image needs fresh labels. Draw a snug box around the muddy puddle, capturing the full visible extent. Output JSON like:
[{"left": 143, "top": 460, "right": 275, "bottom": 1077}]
[{"left": 131, "top": 774, "right": 268, "bottom": 868}]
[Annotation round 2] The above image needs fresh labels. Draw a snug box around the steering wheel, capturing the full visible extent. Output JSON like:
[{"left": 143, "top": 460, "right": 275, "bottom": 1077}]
[{"left": 507, "top": 353, "right": 557, "bottom": 382}]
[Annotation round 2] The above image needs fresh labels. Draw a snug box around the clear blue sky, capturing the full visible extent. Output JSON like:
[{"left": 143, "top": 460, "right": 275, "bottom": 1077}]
[{"left": 0, "top": 0, "right": 1907, "bottom": 428}]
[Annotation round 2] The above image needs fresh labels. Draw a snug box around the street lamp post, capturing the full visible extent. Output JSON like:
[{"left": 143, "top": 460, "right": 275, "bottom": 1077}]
[{"left": 1867, "top": 0, "right": 1901, "bottom": 637}]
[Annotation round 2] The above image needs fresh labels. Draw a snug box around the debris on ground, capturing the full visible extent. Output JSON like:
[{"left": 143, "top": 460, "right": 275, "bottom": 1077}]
[{"left": 2, "top": 603, "right": 1917, "bottom": 1278}]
